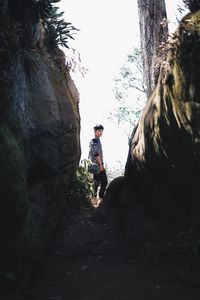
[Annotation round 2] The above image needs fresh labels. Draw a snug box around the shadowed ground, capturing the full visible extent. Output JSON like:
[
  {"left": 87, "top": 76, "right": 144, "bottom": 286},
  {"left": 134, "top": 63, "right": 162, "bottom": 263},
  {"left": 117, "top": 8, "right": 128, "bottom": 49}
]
[{"left": 2, "top": 204, "right": 198, "bottom": 300}]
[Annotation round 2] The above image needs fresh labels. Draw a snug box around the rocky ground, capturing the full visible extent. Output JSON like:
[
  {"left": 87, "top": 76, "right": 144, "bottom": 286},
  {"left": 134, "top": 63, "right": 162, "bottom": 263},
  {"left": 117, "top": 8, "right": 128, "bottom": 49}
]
[{"left": 1, "top": 200, "right": 200, "bottom": 300}]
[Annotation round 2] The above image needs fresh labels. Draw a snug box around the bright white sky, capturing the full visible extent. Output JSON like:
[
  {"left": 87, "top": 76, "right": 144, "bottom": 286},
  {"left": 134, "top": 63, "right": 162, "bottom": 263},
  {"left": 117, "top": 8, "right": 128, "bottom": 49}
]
[{"left": 60, "top": 0, "right": 185, "bottom": 169}]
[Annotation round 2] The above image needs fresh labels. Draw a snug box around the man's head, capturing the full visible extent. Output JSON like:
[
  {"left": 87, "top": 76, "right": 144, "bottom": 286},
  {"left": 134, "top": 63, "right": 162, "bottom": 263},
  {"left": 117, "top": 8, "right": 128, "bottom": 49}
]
[{"left": 94, "top": 124, "right": 104, "bottom": 138}]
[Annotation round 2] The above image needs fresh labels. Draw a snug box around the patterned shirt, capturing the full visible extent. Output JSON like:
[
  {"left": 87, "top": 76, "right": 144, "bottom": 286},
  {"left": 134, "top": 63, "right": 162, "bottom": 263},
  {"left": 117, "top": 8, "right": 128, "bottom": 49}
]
[{"left": 88, "top": 138, "right": 103, "bottom": 163}]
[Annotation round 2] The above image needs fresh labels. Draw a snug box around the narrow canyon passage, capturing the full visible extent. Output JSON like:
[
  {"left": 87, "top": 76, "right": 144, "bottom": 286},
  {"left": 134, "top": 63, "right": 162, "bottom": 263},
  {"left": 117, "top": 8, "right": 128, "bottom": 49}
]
[{"left": 19, "top": 205, "right": 200, "bottom": 300}]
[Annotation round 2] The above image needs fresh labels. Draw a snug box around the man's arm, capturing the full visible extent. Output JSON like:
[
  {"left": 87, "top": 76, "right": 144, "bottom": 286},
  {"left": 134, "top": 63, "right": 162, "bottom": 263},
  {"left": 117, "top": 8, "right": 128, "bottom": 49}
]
[{"left": 95, "top": 155, "right": 104, "bottom": 172}]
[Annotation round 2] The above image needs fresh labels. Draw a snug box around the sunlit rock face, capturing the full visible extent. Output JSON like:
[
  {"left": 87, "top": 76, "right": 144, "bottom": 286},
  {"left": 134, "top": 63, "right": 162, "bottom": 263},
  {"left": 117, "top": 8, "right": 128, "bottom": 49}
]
[
  {"left": 0, "top": 1, "right": 80, "bottom": 281},
  {"left": 118, "top": 10, "right": 200, "bottom": 246}
]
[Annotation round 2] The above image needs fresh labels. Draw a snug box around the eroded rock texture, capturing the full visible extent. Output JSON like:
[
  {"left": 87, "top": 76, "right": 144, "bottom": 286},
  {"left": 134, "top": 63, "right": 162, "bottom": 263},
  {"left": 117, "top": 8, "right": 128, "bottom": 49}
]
[
  {"left": 0, "top": 1, "right": 80, "bottom": 282},
  {"left": 117, "top": 10, "right": 200, "bottom": 248}
]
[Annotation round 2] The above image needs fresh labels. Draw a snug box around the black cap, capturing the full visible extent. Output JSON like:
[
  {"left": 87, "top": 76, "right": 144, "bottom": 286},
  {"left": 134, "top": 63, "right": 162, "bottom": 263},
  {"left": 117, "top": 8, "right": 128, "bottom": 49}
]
[{"left": 94, "top": 124, "right": 104, "bottom": 130}]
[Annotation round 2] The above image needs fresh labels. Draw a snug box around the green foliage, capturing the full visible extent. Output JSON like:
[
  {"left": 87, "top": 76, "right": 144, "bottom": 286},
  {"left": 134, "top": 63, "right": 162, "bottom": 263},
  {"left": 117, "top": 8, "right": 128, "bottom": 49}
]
[
  {"left": 110, "top": 47, "right": 146, "bottom": 134},
  {"left": 43, "top": 0, "right": 79, "bottom": 51},
  {"left": 32, "top": 0, "right": 55, "bottom": 19},
  {"left": 67, "top": 160, "right": 95, "bottom": 208},
  {"left": 8, "top": 0, "right": 78, "bottom": 51},
  {"left": 113, "top": 48, "right": 146, "bottom": 101}
]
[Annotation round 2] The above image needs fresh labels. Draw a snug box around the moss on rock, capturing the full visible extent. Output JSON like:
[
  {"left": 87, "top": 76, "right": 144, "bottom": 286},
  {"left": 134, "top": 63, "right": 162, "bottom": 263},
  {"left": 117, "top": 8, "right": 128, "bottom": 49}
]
[{"left": 116, "top": 10, "right": 200, "bottom": 249}]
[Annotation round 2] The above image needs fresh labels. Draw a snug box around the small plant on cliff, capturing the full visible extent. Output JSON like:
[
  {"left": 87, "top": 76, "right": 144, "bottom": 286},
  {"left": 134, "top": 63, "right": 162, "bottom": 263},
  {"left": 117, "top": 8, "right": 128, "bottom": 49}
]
[
  {"left": 7, "top": 0, "right": 78, "bottom": 51},
  {"left": 67, "top": 160, "right": 95, "bottom": 209},
  {"left": 43, "top": 0, "right": 79, "bottom": 52}
]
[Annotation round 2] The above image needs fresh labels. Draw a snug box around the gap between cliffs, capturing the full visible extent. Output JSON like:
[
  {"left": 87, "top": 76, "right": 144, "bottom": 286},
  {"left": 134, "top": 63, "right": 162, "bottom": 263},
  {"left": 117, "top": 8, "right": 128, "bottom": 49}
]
[{"left": 3, "top": 201, "right": 200, "bottom": 300}]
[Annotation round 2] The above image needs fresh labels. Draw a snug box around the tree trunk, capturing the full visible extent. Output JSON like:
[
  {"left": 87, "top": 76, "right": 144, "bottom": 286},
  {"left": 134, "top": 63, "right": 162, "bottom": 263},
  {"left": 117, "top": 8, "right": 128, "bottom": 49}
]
[
  {"left": 137, "top": 0, "right": 168, "bottom": 97},
  {"left": 106, "top": 8, "right": 200, "bottom": 254}
]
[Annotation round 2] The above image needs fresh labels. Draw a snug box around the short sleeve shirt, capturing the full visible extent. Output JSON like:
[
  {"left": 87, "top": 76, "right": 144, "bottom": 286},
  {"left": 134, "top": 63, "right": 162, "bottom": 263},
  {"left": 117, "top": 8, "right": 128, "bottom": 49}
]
[{"left": 88, "top": 138, "right": 103, "bottom": 163}]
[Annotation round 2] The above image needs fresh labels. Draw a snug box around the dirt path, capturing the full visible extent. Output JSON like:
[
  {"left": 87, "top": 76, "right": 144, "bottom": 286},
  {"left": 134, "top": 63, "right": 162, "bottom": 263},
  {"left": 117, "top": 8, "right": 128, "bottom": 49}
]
[{"left": 8, "top": 205, "right": 200, "bottom": 300}]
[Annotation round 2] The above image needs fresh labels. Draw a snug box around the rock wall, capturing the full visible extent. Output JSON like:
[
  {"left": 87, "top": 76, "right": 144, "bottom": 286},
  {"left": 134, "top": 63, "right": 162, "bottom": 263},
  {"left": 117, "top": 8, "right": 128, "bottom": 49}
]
[
  {"left": 104, "top": 9, "right": 200, "bottom": 255},
  {"left": 0, "top": 3, "right": 80, "bottom": 283}
]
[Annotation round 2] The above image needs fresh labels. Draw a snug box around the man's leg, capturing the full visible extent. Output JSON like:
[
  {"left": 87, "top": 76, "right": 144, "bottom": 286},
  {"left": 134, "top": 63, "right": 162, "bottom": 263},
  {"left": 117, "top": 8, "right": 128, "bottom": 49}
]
[
  {"left": 98, "top": 170, "right": 108, "bottom": 198},
  {"left": 93, "top": 174, "right": 100, "bottom": 197}
]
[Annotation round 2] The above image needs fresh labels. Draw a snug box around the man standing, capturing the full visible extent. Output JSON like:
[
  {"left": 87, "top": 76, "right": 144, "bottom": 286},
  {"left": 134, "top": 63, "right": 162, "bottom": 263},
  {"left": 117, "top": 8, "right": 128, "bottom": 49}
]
[{"left": 88, "top": 124, "right": 108, "bottom": 205}]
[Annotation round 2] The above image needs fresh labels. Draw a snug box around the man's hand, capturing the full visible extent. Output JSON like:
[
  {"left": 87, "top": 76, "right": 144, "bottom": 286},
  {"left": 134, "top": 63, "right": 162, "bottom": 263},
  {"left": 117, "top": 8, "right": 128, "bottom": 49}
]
[
  {"left": 99, "top": 163, "right": 104, "bottom": 172},
  {"left": 95, "top": 155, "right": 104, "bottom": 172}
]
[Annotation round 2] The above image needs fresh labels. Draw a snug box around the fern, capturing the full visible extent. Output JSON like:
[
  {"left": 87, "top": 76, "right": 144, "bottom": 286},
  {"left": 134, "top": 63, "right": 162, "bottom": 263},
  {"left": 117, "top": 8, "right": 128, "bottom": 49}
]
[
  {"left": 8, "top": 0, "right": 78, "bottom": 51},
  {"left": 43, "top": 1, "right": 79, "bottom": 50}
]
